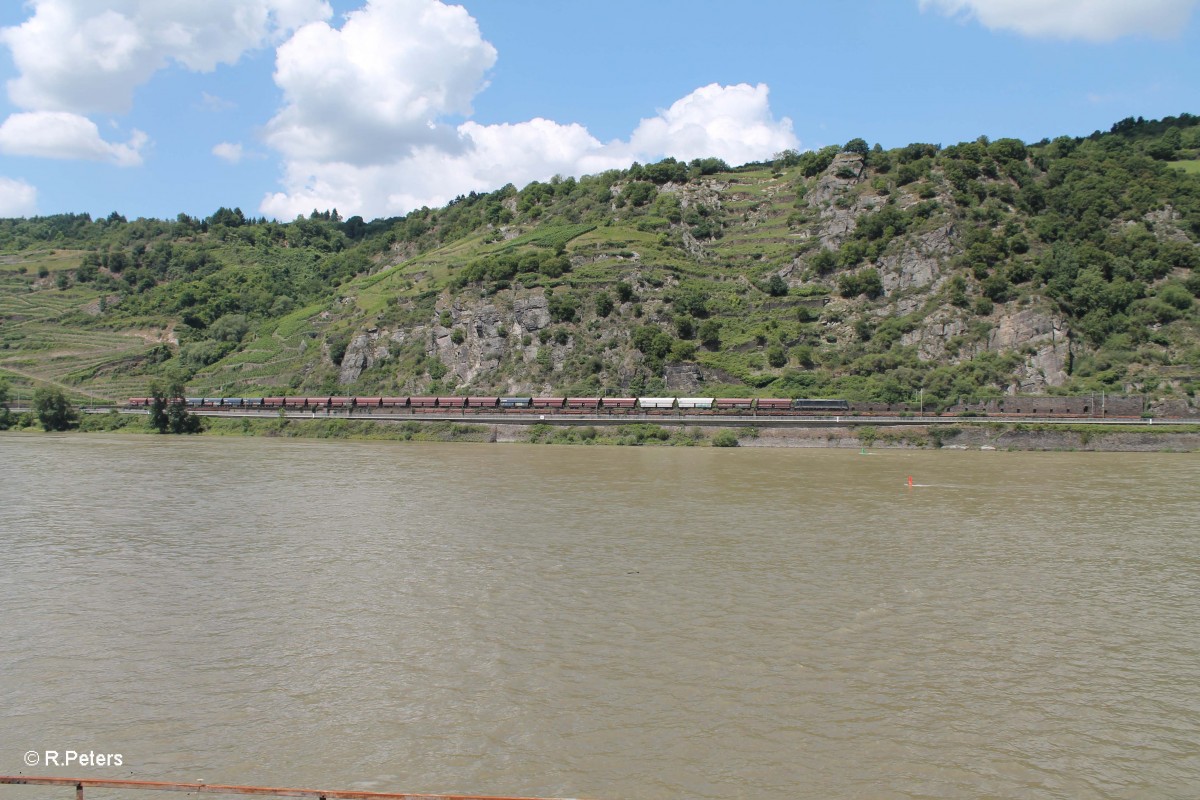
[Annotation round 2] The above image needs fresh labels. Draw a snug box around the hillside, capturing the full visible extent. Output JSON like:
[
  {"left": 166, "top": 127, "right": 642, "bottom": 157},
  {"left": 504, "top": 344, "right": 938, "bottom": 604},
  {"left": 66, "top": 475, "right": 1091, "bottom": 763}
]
[{"left": 1, "top": 114, "right": 1199, "bottom": 412}]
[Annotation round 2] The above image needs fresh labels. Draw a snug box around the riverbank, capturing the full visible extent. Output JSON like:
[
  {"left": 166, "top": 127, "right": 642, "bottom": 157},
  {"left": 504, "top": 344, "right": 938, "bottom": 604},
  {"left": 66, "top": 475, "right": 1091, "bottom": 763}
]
[
  {"left": 6, "top": 410, "right": 1200, "bottom": 451},
  {"left": 720, "top": 422, "right": 1200, "bottom": 452}
]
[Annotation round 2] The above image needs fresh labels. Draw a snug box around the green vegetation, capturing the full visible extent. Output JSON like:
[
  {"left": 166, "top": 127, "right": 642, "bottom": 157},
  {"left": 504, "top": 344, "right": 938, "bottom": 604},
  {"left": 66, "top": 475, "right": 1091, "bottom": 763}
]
[
  {"left": 0, "top": 115, "right": 1198, "bottom": 413},
  {"left": 201, "top": 417, "right": 491, "bottom": 442},
  {"left": 0, "top": 377, "right": 10, "bottom": 430},
  {"left": 525, "top": 422, "right": 735, "bottom": 447},
  {"left": 711, "top": 430, "right": 740, "bottom": 447},
  {"left": 148, "top": 380, "right": 203, "bottom": 434},
  {"left": 32, "top": 387, "right": 78, "bottom": 431}
]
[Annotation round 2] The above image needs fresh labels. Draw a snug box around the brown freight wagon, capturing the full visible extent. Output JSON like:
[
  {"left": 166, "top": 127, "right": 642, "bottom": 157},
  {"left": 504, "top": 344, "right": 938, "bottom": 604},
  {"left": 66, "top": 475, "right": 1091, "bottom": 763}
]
[
  {"left": 601, "top": 398, "right": 637, "bottom": 414},
  {"left": 465, "top": 397, "right": 499, "bottom": 411},
  {"left": 564, "top": 397, "right": 600, "bottom": 413},
  {"left": 715, "top": 398, "right": 754, "bottom": 413},
  {"left": 755, "top": 398, "right": 793, "bottom": 415}
]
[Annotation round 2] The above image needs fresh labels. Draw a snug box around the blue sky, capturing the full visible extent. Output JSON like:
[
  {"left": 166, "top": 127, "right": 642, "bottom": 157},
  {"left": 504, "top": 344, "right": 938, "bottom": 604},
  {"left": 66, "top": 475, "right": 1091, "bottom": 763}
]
[{"left": 0, "top": 0, "right": 1197, "bottom": 222}]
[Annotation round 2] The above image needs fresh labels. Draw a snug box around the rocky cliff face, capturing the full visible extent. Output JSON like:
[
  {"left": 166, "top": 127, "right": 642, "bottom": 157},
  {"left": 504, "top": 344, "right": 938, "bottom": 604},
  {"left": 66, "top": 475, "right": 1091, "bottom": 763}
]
[
  {"left": 986, "top": 308, "right": 1071, "bottom": 392},
  {"left": 879, "top": 222, "right": 955, "bottom": 297},
  {"left": 808, "top": 153, "right": 873, "bottom": 249},
  {"left": 310, "top": 143, "right": 1195, "bottom": 406},
  {"left": 896, "top": 304, "right": 1071, "bottom": 392},
  {"left": 338, "top": 329, "right": 395, "bottom": 384},
  {"left": 338, "top": 290, "right": 594, "bottom": 393}
]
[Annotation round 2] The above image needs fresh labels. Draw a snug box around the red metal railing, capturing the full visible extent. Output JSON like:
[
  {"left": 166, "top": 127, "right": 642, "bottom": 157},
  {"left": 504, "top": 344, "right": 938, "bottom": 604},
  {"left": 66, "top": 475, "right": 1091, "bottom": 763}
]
[{"left": 0, "top": 777, "right": 579, "bottom": 800}]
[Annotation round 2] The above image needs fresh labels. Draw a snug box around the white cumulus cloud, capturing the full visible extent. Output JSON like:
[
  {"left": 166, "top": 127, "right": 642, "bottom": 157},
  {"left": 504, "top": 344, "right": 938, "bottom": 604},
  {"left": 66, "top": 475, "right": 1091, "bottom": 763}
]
[
  {"left": 260, "top": 83, "right": 799, "bottom": 221},
  {"left": 213, "top": 142, "right": 244, "bottom": 163},
  {"left": 0, "top": 177, "right": 38, "bottom": 217},
  {"left": 265, "top": 0, "right": 497, "bottom": 165},
  {"left": 261, "top": 117, "right": 632, "bottom": 220},
  {"left": 0, "top": 0, "right": 333, "bottom": 114},
  {"left": 919, "top": 0, "right": 1199, "bottom": 41},
  {"left": 258, "top": 2, "right": 799, "bottom": 220},
  {"left": 628, "top": 83, "right": 798, "bottom": 166},
  {"left": 0, "top": 111, "right": 147, "bottom": 166}
]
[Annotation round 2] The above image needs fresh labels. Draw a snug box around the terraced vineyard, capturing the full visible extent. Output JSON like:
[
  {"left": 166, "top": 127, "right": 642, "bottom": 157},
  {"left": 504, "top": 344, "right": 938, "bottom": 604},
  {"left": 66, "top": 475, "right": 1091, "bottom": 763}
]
[{"left": 0, "top": 254, "right": 170, "bottom": 403}]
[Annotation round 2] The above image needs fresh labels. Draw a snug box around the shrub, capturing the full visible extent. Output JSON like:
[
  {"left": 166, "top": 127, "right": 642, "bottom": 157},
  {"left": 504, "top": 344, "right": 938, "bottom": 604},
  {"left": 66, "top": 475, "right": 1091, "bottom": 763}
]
[
  {"left": 209, "top": 313, "right": 250, "bottom": 343},
  {"left": 811, "top": 249, "right": 837, "bottom": 275},
  {"left": 180, "top": 339, "right": 234, "bottom": 369},
  {"left": 1160, "top": 284, "right": 1194, "bottom": 311},
  {"left": 620, "top": 181, "right": 657, "bottom": 207},
  {"left": 548, "top": 291, "right": 580, "bottom": 323},
  {"left": 838, "top": 268, "right": 884, "bottom": 299},
  {"left": 698, "top": 319, "right": 721, "bottom": 349},
  {"left": 674, "top": 315, "right": 695, "bottom": 339},
  {"left": 595, "top": 292, "right": 614, "bottom": 317},
  {"left": 670, "top": 340, "right": 697, "bottom": 361},
  {"left": 711, "top": 430, "right": 739, "bottom": 447}
]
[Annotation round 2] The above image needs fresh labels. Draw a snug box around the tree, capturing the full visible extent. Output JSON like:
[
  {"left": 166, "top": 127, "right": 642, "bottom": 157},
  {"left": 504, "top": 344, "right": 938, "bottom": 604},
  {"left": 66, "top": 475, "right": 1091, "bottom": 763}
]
[
  {"left": 548, "top": 291, "right": 580, "bottom": 323},
  {"left": 698, "top": 319, "right": 722, "bottom": 350},
  {"left": 838, "top": 268, "right": 884, "bottom": 299},
  {"left": 774, "top": 149, "right": 801, "bottom": 168},
  {"left": 766, "top": 273, "right": 789, "bottom": 297},
  {"left": 149, "top": 381, "right": 202, "bottom": 434},
  {"left": 843, "top": 137, "right": 870, "bottom": 155},
  {"left": 811, "top": 248, "right": 838, "bottom": 275},
  {"left": 0, "top": 378, "right": 10, "bottom": 430},
  {"left": 620, "top": 181, "right": 657, "bottom": 207},
  {"left": 208, "top": 314, "right": 249, "bottom": 343},
  {"left": 595, "top": 292, "right": 614, "bottom": 318},
  {"left": 674, "top": 314, "right": 695, "bottom": 339},
  {"left": 32, "top": 387, "right": 78, "bottom": 431}
]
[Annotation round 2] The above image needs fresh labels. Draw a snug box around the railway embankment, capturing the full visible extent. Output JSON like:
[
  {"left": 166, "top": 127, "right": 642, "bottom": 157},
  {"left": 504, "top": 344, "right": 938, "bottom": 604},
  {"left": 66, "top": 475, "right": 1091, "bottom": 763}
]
[
  {"left": 493, "top": 422, "right": 1200, "bottom": 451},
  {"left": 12, "top": 411, "right": 1200, "bottom": 450}
]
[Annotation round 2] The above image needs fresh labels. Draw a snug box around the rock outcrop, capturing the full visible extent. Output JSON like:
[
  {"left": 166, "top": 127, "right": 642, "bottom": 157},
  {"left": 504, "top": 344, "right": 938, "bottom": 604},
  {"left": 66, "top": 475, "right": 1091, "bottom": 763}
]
[
  {"left": 878, "top": 223, "right": 955, "bottom": 295},
  {"left": 986, "top": 308, "right": 1071, "bottom": 392}
]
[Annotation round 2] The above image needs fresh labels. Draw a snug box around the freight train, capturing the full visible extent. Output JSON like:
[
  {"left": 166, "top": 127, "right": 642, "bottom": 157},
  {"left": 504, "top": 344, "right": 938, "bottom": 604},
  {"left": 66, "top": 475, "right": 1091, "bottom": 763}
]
[
  {"left": 125, "top": 395, "right": 851, "bottom": 415},
  {"left": 124, "top": 394, "right": 1183, "bottom": 418}
]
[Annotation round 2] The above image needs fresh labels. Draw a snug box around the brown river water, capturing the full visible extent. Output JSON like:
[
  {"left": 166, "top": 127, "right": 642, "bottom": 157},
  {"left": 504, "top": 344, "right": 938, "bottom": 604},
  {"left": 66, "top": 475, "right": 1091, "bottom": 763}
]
[{"left": 1, "top": 434, "right": 1198, "bottom": 799}]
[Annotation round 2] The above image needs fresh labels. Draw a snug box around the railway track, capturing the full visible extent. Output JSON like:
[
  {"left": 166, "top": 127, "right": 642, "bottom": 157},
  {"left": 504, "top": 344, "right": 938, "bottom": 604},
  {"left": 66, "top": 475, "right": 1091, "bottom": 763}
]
[{"left": 99, "top": 408, "right": 1197, "bottom": 427}]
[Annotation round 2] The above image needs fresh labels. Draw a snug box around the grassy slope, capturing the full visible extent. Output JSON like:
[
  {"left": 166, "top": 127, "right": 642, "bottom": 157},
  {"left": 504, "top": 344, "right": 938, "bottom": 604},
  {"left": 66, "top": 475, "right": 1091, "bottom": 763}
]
[{"left": 0, "top": 253, "right": 164, "bottom": 403}]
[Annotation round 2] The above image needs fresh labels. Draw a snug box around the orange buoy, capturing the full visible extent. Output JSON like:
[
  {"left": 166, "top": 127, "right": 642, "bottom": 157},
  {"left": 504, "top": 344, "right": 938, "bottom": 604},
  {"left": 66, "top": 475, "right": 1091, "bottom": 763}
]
[{"left": 907, "top": 476, "right": 913, "bottom": 487}]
